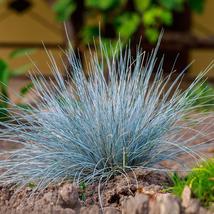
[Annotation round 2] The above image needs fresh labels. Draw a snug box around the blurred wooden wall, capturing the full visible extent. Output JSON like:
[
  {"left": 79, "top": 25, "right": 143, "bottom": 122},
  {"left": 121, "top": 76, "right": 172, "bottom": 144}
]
[
  {"left": 0, "top": 0, "right": 213, "bottom": 79},
  {"left": 0, "top": 0, "right": 65, "bottom": 76},
  {"left": 190, "top": 0, "right": 214, "bottom": 79}
]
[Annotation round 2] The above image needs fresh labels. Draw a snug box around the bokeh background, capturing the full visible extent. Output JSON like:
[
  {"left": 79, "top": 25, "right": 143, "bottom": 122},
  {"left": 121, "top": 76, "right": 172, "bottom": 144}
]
[{"left": 0, "top": 0, "right": 213, "bottom": 106}]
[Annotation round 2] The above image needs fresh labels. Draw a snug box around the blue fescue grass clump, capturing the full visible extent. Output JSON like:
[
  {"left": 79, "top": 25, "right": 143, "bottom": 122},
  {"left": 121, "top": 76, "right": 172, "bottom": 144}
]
[{"left": 0, "top": 39, "right": 213, "bottom": 190}]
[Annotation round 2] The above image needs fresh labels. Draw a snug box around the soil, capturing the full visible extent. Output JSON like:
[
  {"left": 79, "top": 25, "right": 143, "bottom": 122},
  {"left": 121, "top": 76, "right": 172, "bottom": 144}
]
[{"left": 0, "top": 170, "right": 213, "bottom": 214}]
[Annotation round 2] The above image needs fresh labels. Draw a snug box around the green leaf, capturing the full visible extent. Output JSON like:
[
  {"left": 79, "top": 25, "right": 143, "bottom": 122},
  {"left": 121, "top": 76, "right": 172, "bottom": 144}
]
[
  {"left": 159, "top": 0, "right": 175, "bottom": 9},
  {"left": 85, "top": 0, "right": 118, "bottom": 10},
  {"left": 134, "top": 0, "right": 151, "bottom": 12},
  {"left": 80, "top": 25, "right": 99, "bottom": 44},
  {"left": 53, "top": 0, "right": 76, "bottom": 21},
  {"left": 0, "top": 59, "right": 8, "bottom": 72},
  {"left": 145, "top": 28, "right": 159, "bottom": 43},
  {"left": 143, "top": 8, "right": 158, "bottom": 26},
  {"left": 20, "top": 82, "right": 33, "bottom": 96},
  {"left": 114, "top": 12, "right": 140, "bottom": 40},
  {"left": 10, "top": 63, "right": 32, "bottom": 77},
  {"left": 9, "top": 48, "right": 36, "bottom": 59},
  {"left": 143, "top": 7, "right": 172, "bottom": 26},
  {"left": 0, "top": 59, "right": 10, "bottom": 87},
  {"left": 159, "top": 0, "right": 184, "bottom": 10},
  {"left": 159, "top": 10, "right": 173, "bottom": 26},
  {"left": 188, "top": 0, "right": 205, "bottom": 14}
]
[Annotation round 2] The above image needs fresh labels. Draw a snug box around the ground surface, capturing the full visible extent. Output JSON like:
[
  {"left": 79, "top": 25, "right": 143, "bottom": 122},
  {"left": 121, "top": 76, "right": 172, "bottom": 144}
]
[{"left": 0, "top": 170, "right": 213, "bottom": 214}]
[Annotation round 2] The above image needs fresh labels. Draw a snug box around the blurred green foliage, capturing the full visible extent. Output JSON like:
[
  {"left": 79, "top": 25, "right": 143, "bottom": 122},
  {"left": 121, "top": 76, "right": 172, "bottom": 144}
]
[
  {"left": 53, "top": 0, "right": 205, "bottom": 44},
  {"left": 52, "top": 0, "right": 76, "bottom": 21},
  {"left": 0, "top": 49, "right": 34, "bottom": 121},
  {"left": 188, "top": 81, "right": 214, "bottom": 112},
  {"left": 169, "top": 158, "right": 214, "bottom": 207}
]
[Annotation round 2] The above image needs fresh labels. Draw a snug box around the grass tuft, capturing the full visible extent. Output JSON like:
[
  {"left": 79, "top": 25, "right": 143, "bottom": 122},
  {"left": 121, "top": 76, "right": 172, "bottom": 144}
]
[
  {"left": 187, "top": 81, "right": 214, "bottom": 112},
  {"left": 0, "top": 39, "right": 213, "bottom": 191},
  {"left": 170, "top": 158, "right": 214, "bottom": 207}
]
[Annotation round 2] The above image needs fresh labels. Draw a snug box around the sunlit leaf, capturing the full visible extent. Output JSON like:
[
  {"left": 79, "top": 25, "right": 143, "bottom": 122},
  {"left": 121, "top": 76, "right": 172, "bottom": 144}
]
[
  {"left": 159, "top": 10, "right": 173, "bottom": 26},
  {"left": 143, "top": 8, "right": 157, "bottom": 26},
  {"left": 134, "top": 0, "right": 151, "bottom": 12},
  {"left": 114, "top": 12, "right": 140, "bottom": 40},
  {"left": 53, "top": 0, "right": 76, "bottom": 21},
  {"left": 85, "top": 0, "right": 118, "bottom": 10},
  {"left": 145, "top": 28, "right": 159, "bottom": 43}
]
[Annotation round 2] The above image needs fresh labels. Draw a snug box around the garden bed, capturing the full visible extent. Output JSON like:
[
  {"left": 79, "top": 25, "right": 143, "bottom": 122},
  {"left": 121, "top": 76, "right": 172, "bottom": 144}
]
[{"left": 0, "top": 169, "right": 213, "bottom": 214}]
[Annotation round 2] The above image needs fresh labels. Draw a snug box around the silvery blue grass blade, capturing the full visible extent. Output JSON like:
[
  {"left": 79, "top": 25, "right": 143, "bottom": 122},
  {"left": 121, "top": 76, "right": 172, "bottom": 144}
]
[{"left": 0, "top": 37, "right": 213, "bottom": 190}]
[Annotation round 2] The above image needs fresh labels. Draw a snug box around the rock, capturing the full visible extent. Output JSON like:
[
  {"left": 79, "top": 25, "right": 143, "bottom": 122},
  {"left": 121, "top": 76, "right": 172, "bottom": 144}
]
[
  {"left": 58, "top": 183, "right": 80, "bottom": 209},
  {"left": 185, "top": 199, "right": 200, "bottom": 214},
  {"left": 52, "top": 206, "right": 76, "bottom": 214},
  {"left": 199, "top": 207, "right": 210, "bottom": 214},
  {"left": 130, "top": 184, "right": 137, "bottom": 193},
  {"left": 119, "top": 195, "right": 129, "bottom": 205},
  {"left": 117, "top": 186, "right": 130, "bottom": 195},
  {"left": 182, "top": 186, "right": 191, "bottom": 208},
  {"left": 43, "top": 192, "right": 53, "bottom": 204},
  {"left": 155, "top": 193, "right": 180, "bottom": 214},
  {"left": 80, "top": 205, "right": 100, "bottom": 214},
  {"left": 104, "top": 207, "right": 121, "bottom": 214},
  {"left": 122, "top": 193, "right": 149, "bottom": 214},
  {"left": 149, "top": 198, "right": 160, "bottom": 214}
]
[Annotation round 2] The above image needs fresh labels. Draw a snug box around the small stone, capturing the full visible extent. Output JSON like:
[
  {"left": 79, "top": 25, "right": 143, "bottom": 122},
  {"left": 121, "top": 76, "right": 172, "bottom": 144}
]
[
  {"left": 185, "top": 199, "right": 200, "bottom": 214},
  {"left": 43, "top": 192, "right": 53, "bottom": 204},
  {"left": 130, "top": 184, "right": 137, "bottom": 193},
  {"left": 52, "top": 206, "right": 76, "bottom": 214},
  {"left": 182, "top": 186, "right": 191, "bottom": 208},
  {"left": 149, "top": 198, "right": 160, "bottom": 214},
  {"left": 58, "top": 183, "right": 80, "bottom": 209},
  {"left": 143, "top": 184, "right": 162, "bottom": 195},
  {"left": 119, "top": 195, "right": 129, "bottom": 205},
  {"left": 104, "top": 207, "right": 121, "bottom": 214},
  {"left": 80, "top": 205, "right": 100, "bottom": 214},
  {"left": 117, "top": 186, "right": 129, "bottom": 195},
  {"left": 122, "top": 193, "right": 149, "bottom": 214},
  {"left": 199, "top": 207, "right": 208, "bottom": 214},
  {"left": 156, "top": 193, "right": 180, "bottom": 214}
]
